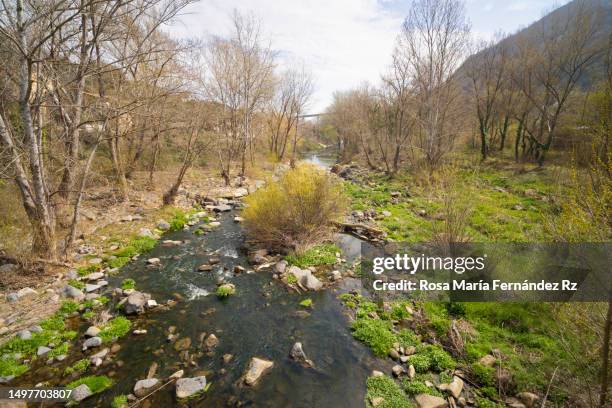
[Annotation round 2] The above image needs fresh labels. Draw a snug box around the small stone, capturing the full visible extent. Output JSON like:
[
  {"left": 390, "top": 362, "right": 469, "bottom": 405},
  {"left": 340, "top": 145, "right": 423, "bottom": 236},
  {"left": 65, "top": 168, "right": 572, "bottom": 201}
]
[
  {"left": 479, "top": 354, "right": 496, "bottom": 367},
  {"left": 7, "top": 293, "right": 19, "bottom": 302},
  {"left": 370, "top": 396, "right": 385, "bottom": 407},
  {"left": 289, "top": 342, "right": 313, "bottom": 367},
  {"left": 174, "top": 337, "right": 192, "bottom": 351},
  {"left": 457, "top": 397, "right": 466, "bottom": 407},
  {"left": 330, "top": 270, "right": 342, "bottom": 281},
  {"left": 517, "top": 392, "right": 539, "bottom": 408},
  {"left": 62, "top": 284, "right": 85, "bottom": 300},
  {"left": 371, "top": 370, "right": 384, "bottom": 377},
  {"left": 169, "top": 370, "right": 184, "bottom": 379},
  {"left": 85, "top": 326, "right": 100, "bottom": 337},
  {"left": 204, "top": 334, "right": 218, "bottom": 350},
  {"left": 233, "top": 216, "right": 244, "bottom": 223},
  {"left": 389, "top": 349, "right": 400, "bottom": 360},
  {"left": 391, "top": 365, "right": 404, "bottom": 377},
  {"left": 438, "top": 376, "right": 463, "bottom": 398},
  {"left": 408, "top": 365, "right": 416, "bottom": 379},
  {"left": 29, "top": 325, "right": 43, "bottom": 333},
  {"left": 147, "top": 258, "right": 161, "bottom": 265},
  {"left": 223, "top": 354, "right": 233, "bottom": 364},
  {"left": 175, "top": 376, "right": 207, "bottom": 399},
  {"left": 133, "top": 329, "right": 147, "bottom": 335},
  {"left": 244, "top": 357, "right": 274, "bottom": 386},
  {"left": 37, "top": 346, "right": 51, "bottom": 356},
  {"left": 234, "top": 265, "right": 245, "bottom": 274},
  {"left": 72, "top": 384, "right": 93, "bottom": 402},
  {"left": 82, "top": 336, "right": 102, "bottom": 350},
  {"left": 157, "top": 220, "right": 170, "bottom": 230},
  {"left": 146, "top": 299, "right": 158, "bottom": 308},
  {"left": 84, "top": 272, "right": 104, "bottom": 281},
  {"left": 90, "top": 348, "right": 109, "bottom": 362},
  {"left": 133, "top": 378, "right": 160, "bottom": 397},
  {"left": 198, "top": 264, "right": 213, "bottom": 272},
  {"left": 17, "top": 287, "right": 38, "bottom": 298},
  {"left": 415, "top": 394, "right": 448, "bottom": 408},
  {"left": 18, "top": 330, "right": 32, "bottom": 340}
]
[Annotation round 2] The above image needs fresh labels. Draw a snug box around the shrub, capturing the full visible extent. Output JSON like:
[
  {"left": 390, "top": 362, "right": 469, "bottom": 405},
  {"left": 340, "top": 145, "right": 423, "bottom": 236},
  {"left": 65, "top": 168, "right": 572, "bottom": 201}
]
[
  {"left": 242, "top": 164, "right": 347, "bottom": 252},
  {"left": 68, "top": 279, "right": 85, "bottom": 290},
  {"left": 64, "top": 359, "right": 90, "bottom": 376}
]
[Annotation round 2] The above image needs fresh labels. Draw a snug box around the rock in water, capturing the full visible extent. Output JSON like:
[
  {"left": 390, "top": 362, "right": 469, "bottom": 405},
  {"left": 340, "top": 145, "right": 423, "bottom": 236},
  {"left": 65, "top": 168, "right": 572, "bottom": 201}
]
[
  {"left": 175, "top": 376, "right": 207, "bottom": 399},
  {"left": 124, "top": 291, "right": 151, "bottom": 314},
  {"left": 415, "top": 394, "right": 448, "bottom": 408},
  {"left": 174, "top": 337, "right": 191, "bottom": 351},
  {"left": 204, "top": 334, "right": 218, "bottom": 350},
  {"left": 244, "top": 357, "right": 274, "bottom": 386},
  {"left": 71, "top": 384, "right": 93, "bottom": 402},
  {"left": 133, "top": 378, "right": 160, "bottom": 397},
  {"left": 289, "top": 342, "right": 313, "bottom": 367}
]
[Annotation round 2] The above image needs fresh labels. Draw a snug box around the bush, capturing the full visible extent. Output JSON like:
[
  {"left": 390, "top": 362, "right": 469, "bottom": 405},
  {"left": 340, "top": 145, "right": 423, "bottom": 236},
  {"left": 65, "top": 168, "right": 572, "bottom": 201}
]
[
  {"left": 67, "top": 375, "right": 113, "bottom": 394},
  {"left": 242, "top": 164, "right": 347, "bottom": 252}
]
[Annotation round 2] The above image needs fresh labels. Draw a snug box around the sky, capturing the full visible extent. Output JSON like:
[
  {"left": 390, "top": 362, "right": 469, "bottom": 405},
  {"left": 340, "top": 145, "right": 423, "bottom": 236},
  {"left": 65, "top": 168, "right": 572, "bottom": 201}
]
[{"left": 166, "top": 0, "right": 571, "bottom": 113}]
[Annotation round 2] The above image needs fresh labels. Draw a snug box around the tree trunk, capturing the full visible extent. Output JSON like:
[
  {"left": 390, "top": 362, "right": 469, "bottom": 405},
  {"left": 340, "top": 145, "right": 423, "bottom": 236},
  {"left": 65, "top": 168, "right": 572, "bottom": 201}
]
[{"left": 600, "top": 299, "right": 612, "bottom": 407}]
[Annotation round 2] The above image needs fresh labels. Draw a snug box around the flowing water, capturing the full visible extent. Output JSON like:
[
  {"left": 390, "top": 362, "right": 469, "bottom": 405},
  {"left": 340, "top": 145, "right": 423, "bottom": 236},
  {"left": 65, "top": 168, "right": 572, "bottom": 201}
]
[
  {"left": 14, "top": 150, "right": 384, "bottom": 406},
  {"left": 74, "top": 212, "right": 384, "bottom": 407}
]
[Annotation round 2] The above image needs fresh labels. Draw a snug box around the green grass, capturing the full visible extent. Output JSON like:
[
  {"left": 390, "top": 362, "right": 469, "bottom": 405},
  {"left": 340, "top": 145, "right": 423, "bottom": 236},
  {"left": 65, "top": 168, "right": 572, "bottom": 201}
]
[
  {"left": 67, "top": 375, "right": 113, "bottom": 393},
  {"left": 365, "top": 376, "right": 414, "bottom": 408},
  {"left": 299, "top": 298, "right": 313, "bottom": 308},
  {"left": 0, "top": 356, "right": 29, "bottom": 377},
  {"left": 121, "top": 279, "right": 135, "bottom": 290},
  {"left": 98, "top": 317, "right": 131, "bottom": 343},
  {"left": 401, "top": 378, "right": 442, "bottom": 397},
  {"left": 169, "top": 209, "right": 188, "bottom": 231},
  {"left": 48, "top": 342, "right": 70, "bottom": 358},
  {"left": 77, "top": 264, "right": 101, "bottom": 277},
  {"left": 287, "top": 273, "right": 297, "bottom": 284},
  {"left": 285, "top": 244, "right": 339, "bottom": 268},
  {"left": 111, "top": 394, "right": 128, "bottom": 408},
  {"left": 67, "top": 279, "right": 85, "bottom": 290},
  {"left": 64, "top": 359, "right": 90, "bottom": 376},
  {"left": 351, "top": 318, "right": 396, "bottom": 357}
]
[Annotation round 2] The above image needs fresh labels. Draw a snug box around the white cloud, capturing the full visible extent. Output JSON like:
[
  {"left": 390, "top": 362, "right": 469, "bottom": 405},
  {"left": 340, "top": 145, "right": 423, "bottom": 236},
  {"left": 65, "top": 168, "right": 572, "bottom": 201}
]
[{"left": 166, "top": 0, "right": 404, "bottom": 112}]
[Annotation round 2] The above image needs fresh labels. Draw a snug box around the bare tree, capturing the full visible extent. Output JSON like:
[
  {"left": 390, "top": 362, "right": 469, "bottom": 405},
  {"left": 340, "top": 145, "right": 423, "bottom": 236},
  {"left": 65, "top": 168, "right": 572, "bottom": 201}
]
[
  {"left": 396, "top": 0, "right": 470, "bottom": 171},
  {"left": 511, "top": 0, "right": 604, "bottom": 166},
  {"left": 464, "top": 36, "right": 509, "bottom": 160},
  {"left": 267, "top": 68, "right": 313, "bottom": 162}
]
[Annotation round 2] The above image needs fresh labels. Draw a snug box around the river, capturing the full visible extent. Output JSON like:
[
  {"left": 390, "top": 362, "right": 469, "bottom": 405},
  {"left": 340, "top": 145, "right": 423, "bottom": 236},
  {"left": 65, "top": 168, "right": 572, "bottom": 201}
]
[{"left": 44, "top": 151, "right": 381, "bottom": 407}]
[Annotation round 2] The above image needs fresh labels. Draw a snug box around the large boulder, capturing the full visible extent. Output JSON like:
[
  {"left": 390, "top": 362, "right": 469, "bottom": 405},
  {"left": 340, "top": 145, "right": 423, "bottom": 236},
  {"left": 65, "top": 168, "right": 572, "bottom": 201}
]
[
  {"left": 175, "top": 376, "right": 207, "bottom": 399},
  {"left": 124, "top": 291, "right": 151, "bottom": 315},
  {"left": 133, "top": 378, "right": 160, "bottom": 397},
  {"left": 243, "top": 357, "right": 274, "bottom": 386}
]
